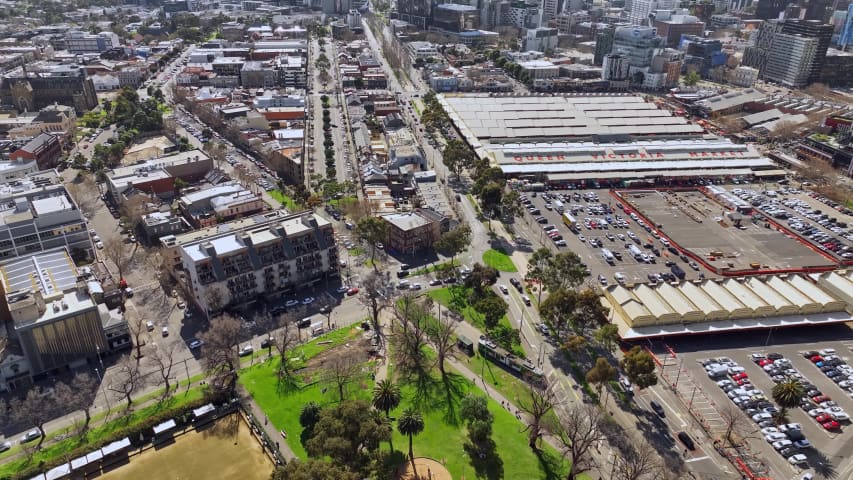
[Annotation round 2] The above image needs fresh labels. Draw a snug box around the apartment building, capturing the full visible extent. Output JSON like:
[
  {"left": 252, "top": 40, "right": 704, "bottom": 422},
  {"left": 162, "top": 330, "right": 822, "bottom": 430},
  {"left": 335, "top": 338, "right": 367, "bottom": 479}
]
[
  {"left": 763, "top": 33, "right": 819, "bottom": 87},
  {"left": 175, "top": 211, "right": 338, "bottom": 314},
  {"left": 382, "top": 209, "right": 448, "bottom": 254},
  {"left": 0, "top": 249, "right": 129, "bottom": 380},
  {"left": 177, "top": 183, "right": 263, "bottom": 228},
  {"left": 0, "top": 174, "right": 92, "bottom": 262}
]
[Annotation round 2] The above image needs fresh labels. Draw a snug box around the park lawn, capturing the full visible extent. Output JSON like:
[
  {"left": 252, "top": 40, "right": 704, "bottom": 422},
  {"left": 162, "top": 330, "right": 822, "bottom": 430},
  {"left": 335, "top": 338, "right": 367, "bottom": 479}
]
[
  {"left": 238, "top": 326, "right": 371, "bottom": 459},
  {"left": 428, "top": 287, "right": 512, "bottom": 333},
  {"left": 0, "top": 387, "right": 205, "bottom": 478},
  {"left": 483, "top": 249, "right": 518, "bottom": 272},
  {"left": 388, "top": 367, "right": 569, "bottom": 480},
  {"left": 268, "top": 190, "right": 300, "bottom": 211},
  {"left": 470, "top": 353, "right": 535, "bottom": 407},
  {"left": 327, "top": 195, "right": 357, "bottom": 208},
  {"left": 413, "top": 259, "right": 458, "bottom": 276}
]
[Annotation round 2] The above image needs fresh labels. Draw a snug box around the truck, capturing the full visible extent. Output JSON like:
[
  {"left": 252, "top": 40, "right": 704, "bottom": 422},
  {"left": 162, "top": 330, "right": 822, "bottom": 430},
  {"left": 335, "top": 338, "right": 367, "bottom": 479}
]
[
  {"left": 562, "top": 212, "right": 576, "bottom": 229},
  {"left": 553, "top": 200, "right": 565, "bottom": 213},
  {"left": 601, "top": 248, "right": 615, "bottom": 264},
  {"left": 627, "top": 244, "right": 643, "bottom": 260}
]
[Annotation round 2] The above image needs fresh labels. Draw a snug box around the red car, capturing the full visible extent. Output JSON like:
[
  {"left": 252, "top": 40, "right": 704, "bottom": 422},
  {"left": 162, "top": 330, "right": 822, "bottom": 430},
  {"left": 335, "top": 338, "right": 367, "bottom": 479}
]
[
  {"left": 732, "top": 373, "right": 749, "bottom": 380},
  {"left": 736, "top": 378, "right": 751, "bottom": 386},
  {"left": 815, "top": 414, "right": 833, "bottom": 423},
  {"left": 346, "top": 287, "right": 359, "bottom": 296},
  {"left": 759, "top": 359, "right": 774, "bottom": 367},
  {"left": 811, "top": 355, "right": 824, "bottom": 363},
  {"left": 822, "top": 420, "right": 840, "bottom": 430},
  {"left": 813, "top": 395, "right": 832, "bottom": 404}
]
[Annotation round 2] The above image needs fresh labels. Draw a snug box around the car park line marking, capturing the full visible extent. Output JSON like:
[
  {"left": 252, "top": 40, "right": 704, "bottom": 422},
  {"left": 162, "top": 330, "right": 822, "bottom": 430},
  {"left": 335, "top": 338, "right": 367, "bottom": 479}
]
[{"left": 685, "top": 455, "right": 709, "bottom": 463}]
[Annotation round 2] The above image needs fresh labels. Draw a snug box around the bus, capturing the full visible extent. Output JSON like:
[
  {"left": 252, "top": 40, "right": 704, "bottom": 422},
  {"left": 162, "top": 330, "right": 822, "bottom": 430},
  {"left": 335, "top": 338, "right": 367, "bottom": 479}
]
[
  {"left": 562, "top": 212, "right": 576, "bottom": 229},
  {"left": 627, "top": 244, "right": 643, "bottom": 260},
  {"left": 553, "top": 200, "right": 565, "bottom": 213}
]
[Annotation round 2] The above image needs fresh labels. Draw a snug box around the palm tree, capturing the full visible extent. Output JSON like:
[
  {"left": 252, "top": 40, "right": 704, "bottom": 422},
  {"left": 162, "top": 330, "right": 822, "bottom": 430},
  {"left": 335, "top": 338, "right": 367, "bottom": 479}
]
[
  {"left": 772, "top": 377, "right": 805, "bottom": 422},
  {"left": 372, "top": 379, "right": 402, "bottom": 417},
  {"left": 397, "top": 408, "right": 425, "bottom": 477}
]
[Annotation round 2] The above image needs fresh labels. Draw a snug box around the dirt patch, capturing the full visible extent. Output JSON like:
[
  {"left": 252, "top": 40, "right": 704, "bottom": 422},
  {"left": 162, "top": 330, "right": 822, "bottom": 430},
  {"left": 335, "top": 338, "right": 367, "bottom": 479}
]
[
  {"left": 298, "top": 331, "right": 376, "bottom": 382},
  {"left": 397, "top": 457, "right": 453, "bottom": 480}
]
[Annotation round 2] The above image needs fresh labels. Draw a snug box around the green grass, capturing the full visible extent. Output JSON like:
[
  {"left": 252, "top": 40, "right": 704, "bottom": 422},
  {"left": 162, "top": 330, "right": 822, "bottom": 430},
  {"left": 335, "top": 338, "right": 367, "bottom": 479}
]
[
  {"left": 483, "top": 249, "right": 517, "bottom": 272},
  {"left": 268, "top": 190, "right": 300, "bottom": 210},
  {"left": 0, "top": 387, "right": 205, "bottom": 478},
  {"left": 388, "top": 366, "right": 570, "bottom": 480},
  {"left": 428, "top": 287, "right": 513, "bottom": 333},
  {"left": 348, "top": 247, "right": 365, "bottom": 256},
  {"left": 470, "top": 354, "right": 534, "bottom": 406},
  {"left": 238, "top": 326, "right": 370, "bottom": 459},
  {"left": 413, "top": 259, "right": 459, "bottom": 276},
  {"left": 327, "top": 196, "right": 357, "bottom": 208}
]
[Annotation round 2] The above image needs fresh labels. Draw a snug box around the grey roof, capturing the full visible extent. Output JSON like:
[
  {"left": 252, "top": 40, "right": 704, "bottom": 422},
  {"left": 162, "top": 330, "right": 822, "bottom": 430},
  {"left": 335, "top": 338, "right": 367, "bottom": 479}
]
[{"left": 1, "top": 249, "right": 78, "bottom": 296}]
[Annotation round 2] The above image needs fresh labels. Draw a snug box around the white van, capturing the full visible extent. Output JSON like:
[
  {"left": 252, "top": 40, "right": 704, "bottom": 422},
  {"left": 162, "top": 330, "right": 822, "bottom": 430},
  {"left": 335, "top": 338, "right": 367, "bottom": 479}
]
[{"left": 614, "top": 272, "right": 626, "bottom": 285}]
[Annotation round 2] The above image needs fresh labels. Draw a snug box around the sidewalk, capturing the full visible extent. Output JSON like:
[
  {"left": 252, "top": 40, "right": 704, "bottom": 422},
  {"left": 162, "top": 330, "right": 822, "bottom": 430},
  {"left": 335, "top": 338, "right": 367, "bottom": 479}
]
[{"left": 241, "top": 394, "right": 297, "bottom": 461}]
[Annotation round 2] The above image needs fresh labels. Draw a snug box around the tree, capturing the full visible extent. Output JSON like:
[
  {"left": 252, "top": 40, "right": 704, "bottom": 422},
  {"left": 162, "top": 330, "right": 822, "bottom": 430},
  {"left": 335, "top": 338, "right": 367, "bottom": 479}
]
[
  {"left": 271, "top": 460, "right": 360, "bottom": 480},
  {"left": 393, "top": 295, "right": 430, "bottom": 374},
  {"left": 562, "top": 335, "right": 587, "bottom": 355},
  {"left": 354, "top": 216, "right": 387, "bottom": 270},
  {"left": 103, "top": 236, "right": 132, "bottom": 281},
  {"left": 460, "top": 393, "right": 494, "bottom": 452},
  {"left": 478, "top": 182, "right": 504, "bottom": 226},
  {"left": 554, "top": 403, "right": 606, "bottom": 480},
  {"left": 769, "top": 120, "right": 801, "bottom": 141},
  {"left": 397, "top": 408, "right": 425, "bottom": 475},
  {"left": 500, "top": 189, "right": 524, "bottom": 222},
  {"left": 442, "top": 139, "right": 476, "bottom": 179},
  {"left": 574, "top": 289, "right": 608, "bottom": 331},
  {"left": 199, "top": 314, "right": 243, "bottom": 394},
  {"left": 619, "top": 346, "right": 658, "bottom": 390},
  {"left": 519, "top": 383, "right": 558, "bottom": 450},
  {"left": 360, "top": 270, "right": 393, "bottom": 338},
  {"left": 11, "top": 386, "right": 61, "bottom": 449},
  {"left": 323, "top": 351, "right": 363, "bottom": 401},
  {"left": 543, "top": 252, "right": 586, "bottom": 292},
  {"left": 63, "top": 373, "right": 98, "bottom": 430},
  {"left": 372, "top": 379, "right": 401, "bottom": 417},
  {"left": 426, "top": 311, "right": 456, "bottom": 377},
  {"left": 66, "top": 175, "right": 100, "bottom": 219},
  {"left": 772, "top": 377, "right": 805, "bottom": 421},
  {"left": 682, "top": 70, "right": 701, "bottom": 86},
  {"left": 593, "top": 324, "right": 620, "bottom": 353},
  {"left": 474, "top": 294, "right": 507, "bottom": 330},
  {"left": 299, "top": 401, "right": 322, "bottom": 435},
  {"left": 151, "top": 341, "right": 179, "bottom": 398},
  {"left": 613, "top": 439, "right": 662, "bottom": 480},
  {"left": 464, "top": 263, "right": 498, "bottom": 296},
  {"left": 526, "top": 248, "right": 552, "bottom": 304},
  {"left": 539, "top": 287, "right": 577, "bottom": 334},
  {"left": 125, "top": 308, "right": 148, "bottom": 363},
  {"left": 586, "top": 357, "right": 617, "bottom": 402},
  {"left": 108, "top": 357, "right": 146, "bottom": 409},
  {"left": 273, "top": 320, "right": 299, "bottom": 381},
  {"left": 433, "top": 225, "right": 471, "bottom": 267},
  {"left": 305, "top": 400, "right": 391, "bottom": 474}
]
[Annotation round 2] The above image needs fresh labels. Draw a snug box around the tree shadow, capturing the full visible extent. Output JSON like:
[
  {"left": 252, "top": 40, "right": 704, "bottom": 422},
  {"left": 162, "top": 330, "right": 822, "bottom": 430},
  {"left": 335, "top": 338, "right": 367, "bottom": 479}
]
[
  {"left": 407, "top": 367, "right": 444, "bottom": 415},
  {"left": 275, "top": 373, "right": 301, "bottom": 395},
  {"left": 202, "top": 410, "right": 240, "bottom": 438},
  {"left": 811, "top": 450, "right": 838, "bottom": 479},
  {"left": 464, "top": 440, "right": 503, "bottom": 480},
  {"left": 534, "top": 447, "right": 567, "bottom": 480},
  {"left": 440, "top": 372, "right": 468, "bottom": 426}
]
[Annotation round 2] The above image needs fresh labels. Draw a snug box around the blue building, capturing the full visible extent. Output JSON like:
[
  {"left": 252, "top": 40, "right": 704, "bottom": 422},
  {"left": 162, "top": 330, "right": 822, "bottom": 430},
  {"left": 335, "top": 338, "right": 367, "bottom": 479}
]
[
  {"left": 840, "top": 4, "right": 853, "bottom": 51},
  {"left": 678, "top": 35, "right": 726, "bottom": 77}
]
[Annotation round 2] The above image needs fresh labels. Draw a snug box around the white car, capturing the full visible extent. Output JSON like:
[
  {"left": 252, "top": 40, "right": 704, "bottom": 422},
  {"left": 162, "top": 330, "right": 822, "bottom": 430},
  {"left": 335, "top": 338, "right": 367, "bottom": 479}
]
[
  {"left": 779, "top": 423, "right": 802, "bottom": 432},
  {"left": 20, "top": 430, "right": 40, "bottom": 444},
  {"left": 788, "top": 454, "right": 807, "bottom": 465},
  {"left": 765, "top": 432, "right": 787, "bottom": 442},
  {"left": 807, "top": 408, "right": 825, "bottom": 417},
  {"left": 773, "top": 439, "right": 793, "bottom": 450},
  {"left": 752, "top": 412, "right": 773, "bottom": 423},
  {"left": 96, "top": 241, "right": 104, "bottom": 249},
  {"left": 760, "top": 427, "right": 780, "bottom": 435}
]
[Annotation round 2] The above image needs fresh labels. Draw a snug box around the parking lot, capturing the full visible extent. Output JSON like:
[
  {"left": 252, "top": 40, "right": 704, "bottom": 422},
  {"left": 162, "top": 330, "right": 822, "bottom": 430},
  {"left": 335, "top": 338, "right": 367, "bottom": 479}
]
[
  {"left": 622, "top": 189, "right": 833, "bottom": 272},
  {"left": 516, "top": 188, "right": 711, "bottom": 286},
  {"left": 666, "top": 327, "right": 853, "bottom": 480}
]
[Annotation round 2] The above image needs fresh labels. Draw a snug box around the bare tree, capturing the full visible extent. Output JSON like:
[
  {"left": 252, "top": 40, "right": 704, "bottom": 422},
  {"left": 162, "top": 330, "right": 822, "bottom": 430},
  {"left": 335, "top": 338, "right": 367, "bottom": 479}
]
[
  {"left": 360, "top": 270, "right": 393, "bottom": 338},
  {"left": 393, "top": 295, "right": 430, "bottom": 374},
  {"left": 612, "top": 439, "right": 662, "bottom": 480},
  {"left": 426, "top": 306, "right": 455, "bottom": 377},
  {"left": 199, "top": 314, "right": 243, "bottom": 394},
  {"left": 273, "top": 320, "right": 300, "bottom": 380},
  {"left": 66, "top": 175, "right": 100, "bottom": 218},
  {"left": 103, "top": 236, "right": 132, "bottom": 281},
  {"left": 59, "top": 374, "right": 98, "bottom": 431},
  {"left": 769, "top": 119, "right": 801, "bottom": 140},
  {"left": 119, "top": 195, "right": 148, "bottom": 231},
  {"left": 323, "top": 350, "right": 363, "bottom": 402},
  {"left": 11, "top": 386, "right": 60, "bottom": 449},
  {"left": 151, "top": 341, "right": 179, "bottom": 398},
  {"left": 126, "top": 308, "right": 148, "bottom": 363},
  {"left": 108, "top": 357, "right": 146, "bottom": 409},
  {"left": 519, "top": 382, "right": 559, "bottom": 450},
  {"left": 554, "top": 403, "right": 606, "bottom": 480}
]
